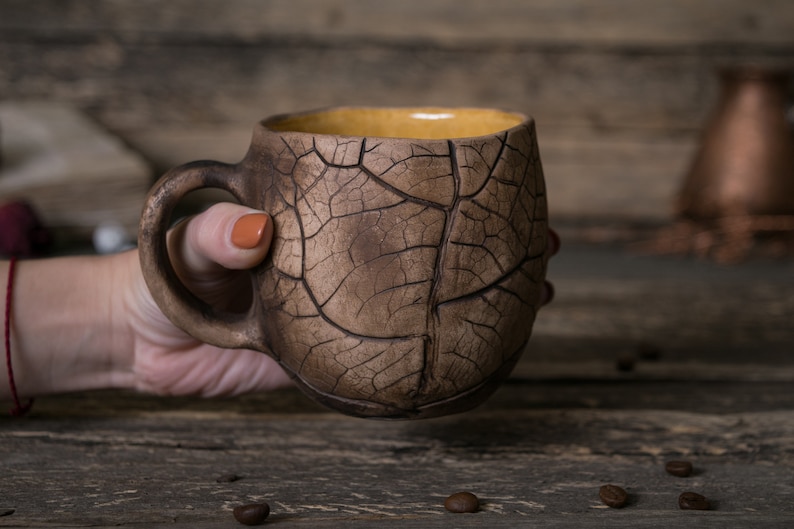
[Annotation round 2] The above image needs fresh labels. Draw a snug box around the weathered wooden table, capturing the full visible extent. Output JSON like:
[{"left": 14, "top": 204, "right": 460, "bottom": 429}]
[{"left": 2, "top": 242, "right": 793, "bottom": 528}]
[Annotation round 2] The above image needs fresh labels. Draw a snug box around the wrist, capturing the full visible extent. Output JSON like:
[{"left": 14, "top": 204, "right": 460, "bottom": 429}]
[{"left": 2, "top": 254, "right": 136, "bottom": 399}]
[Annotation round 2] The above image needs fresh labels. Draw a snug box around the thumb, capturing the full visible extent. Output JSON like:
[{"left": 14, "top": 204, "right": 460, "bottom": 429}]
[{"left": 166, "top": 202, "right": 273, "bottom": 306}]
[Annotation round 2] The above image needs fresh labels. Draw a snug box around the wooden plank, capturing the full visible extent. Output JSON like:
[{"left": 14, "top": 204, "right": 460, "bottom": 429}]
[
  {"left": 0, "top": 41, "right": 714, "bottom": 222},
  {"left": 521, "top": 242, "right": 794, "bottom": 374},
  {"left": 2, "top": 402, "right": 793, "bottom": 527},
  {"left": 2, "top": 1, "right": 791, "bottom": 225},
  {"left": 3, "top": 4, "right": 791, "bottom": 225},
  {"left": 18, "top": 372, "right": 794, "bottom": 419},
  {"left": 3, "top": 0, "right": 794, "bottom": 48},
  {"left": 533, "top": 276, "right": 794, "bottom": 360},
  {"left": 0, "top": 40, "right": 728, "bottom": 131}
]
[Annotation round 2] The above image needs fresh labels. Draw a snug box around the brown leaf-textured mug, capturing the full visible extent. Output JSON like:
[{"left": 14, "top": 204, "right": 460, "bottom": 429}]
[{"left": 138, "top": 107, "right": 549, "bottom": 419}]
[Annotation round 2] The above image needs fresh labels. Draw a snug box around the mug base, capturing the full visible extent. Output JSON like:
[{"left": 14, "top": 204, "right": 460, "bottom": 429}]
[{"left": 284, "top": 346, "right": 525, "bottom": 420}]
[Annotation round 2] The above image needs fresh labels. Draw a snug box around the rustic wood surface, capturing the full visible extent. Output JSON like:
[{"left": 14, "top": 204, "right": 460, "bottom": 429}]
[
  {"left": 2, "top": 0, "right": 793, "bottom": 223},
  {"left": 1, "top": 3, "right": 793, "bottom": 525},
  {"left": 2, "top": 243, "right": 793, "bottom": 528}
]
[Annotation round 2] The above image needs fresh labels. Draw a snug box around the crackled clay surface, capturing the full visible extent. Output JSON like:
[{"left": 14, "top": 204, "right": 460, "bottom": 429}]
[{"left": 139, "top": 107, "right": 548, "bottom": 419}]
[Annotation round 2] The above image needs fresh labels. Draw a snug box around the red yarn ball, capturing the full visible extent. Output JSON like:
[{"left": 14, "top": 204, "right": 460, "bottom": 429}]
[{"left": 0, "top": 201, "right": 52, "bottom": 257}]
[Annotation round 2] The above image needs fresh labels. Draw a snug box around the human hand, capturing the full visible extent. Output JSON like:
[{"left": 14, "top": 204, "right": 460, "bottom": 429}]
[{"left": 123, "top": 202, "right": 293, "bottom": 397}]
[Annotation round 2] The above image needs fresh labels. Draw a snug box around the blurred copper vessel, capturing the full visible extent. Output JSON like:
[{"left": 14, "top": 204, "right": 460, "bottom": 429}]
[{"left": 676, "top": 67, "right": 794, "bottom": 220}]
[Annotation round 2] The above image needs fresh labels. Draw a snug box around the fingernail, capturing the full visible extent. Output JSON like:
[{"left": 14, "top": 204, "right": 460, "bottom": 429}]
[
  {"left": 231, "top": 213, "right": 268, "bottom": 249},
  {"left": 539, "top": 280, "right": 555, "bottom": 306},
  {"left": 548, "top": 229, "right": 561, "bottom": 256}
]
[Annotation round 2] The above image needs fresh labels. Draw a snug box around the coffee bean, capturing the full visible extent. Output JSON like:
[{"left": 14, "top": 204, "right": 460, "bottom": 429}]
[
  {"left": 599, "top": 484, "right": 628, "bottom": 508},
  {"left": 216, "top": 474, "right": 241, "bottom": 483},
  {"left": 444, "top": 491, "right": 479, "bottom": 513},
  {"left": 678, "top": 491, "right": 710, "bottom": 510},
  {"left": 233, "top": 503, "right": 270, "bottom": 525},
  {"left": 665, "top": 460, "right": 693, "bottom": 477}
]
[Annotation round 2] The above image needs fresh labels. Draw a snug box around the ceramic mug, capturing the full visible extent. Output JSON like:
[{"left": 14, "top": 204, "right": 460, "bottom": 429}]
[{"left": 138, "top": 107, "right": 549, "bottom": 419}]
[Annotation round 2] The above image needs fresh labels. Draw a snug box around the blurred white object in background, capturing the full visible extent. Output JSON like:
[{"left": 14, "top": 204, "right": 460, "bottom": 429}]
[{"left": 93, "top": 220, "right": 135, "bottom": 254}]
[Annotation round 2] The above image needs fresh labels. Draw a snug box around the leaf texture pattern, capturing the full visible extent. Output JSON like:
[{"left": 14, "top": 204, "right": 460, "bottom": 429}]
[{"left": 256, "top": 122, "right": 547, "bottom": 418}]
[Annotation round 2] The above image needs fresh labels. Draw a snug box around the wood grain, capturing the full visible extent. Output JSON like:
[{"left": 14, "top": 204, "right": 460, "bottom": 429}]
[
  {"left": 2, "top": 1, "right": 792, "bottom": 223},
  {"left": 3, "top": 0, "right": 793, "bottom": 47},
  {"left": 2, "top": 402, "right": 793, "bottom": 527}
]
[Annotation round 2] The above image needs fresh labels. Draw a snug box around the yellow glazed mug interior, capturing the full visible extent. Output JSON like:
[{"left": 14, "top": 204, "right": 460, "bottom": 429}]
[{"left": 263, "top": 107, "right": 526, "bottom": 139}]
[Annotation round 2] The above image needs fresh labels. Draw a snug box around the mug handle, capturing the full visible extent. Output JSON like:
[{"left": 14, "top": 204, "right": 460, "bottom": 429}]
[{"left": 138, "top": 160, "right": 264, "bottom": 350}]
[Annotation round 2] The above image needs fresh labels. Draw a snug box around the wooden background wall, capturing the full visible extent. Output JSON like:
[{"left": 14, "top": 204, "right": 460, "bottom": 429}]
[{"left": 1, "top": 0, "right": 793, "bottom": 229}]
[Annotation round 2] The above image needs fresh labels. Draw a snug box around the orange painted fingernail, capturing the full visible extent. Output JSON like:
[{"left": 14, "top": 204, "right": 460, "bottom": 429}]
[{"left": 231, "top": 213, "right": 268, "bottom": 249}]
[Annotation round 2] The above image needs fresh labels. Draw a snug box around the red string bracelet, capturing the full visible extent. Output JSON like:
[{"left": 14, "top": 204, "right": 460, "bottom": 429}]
[{"left": 6, "top": 257, "right": 33, "bottom": 416}]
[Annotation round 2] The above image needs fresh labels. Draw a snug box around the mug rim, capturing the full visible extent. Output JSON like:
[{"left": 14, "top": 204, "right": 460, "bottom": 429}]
[{"left": 259, "top": 106, "right": 531, "bottom": 141}]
